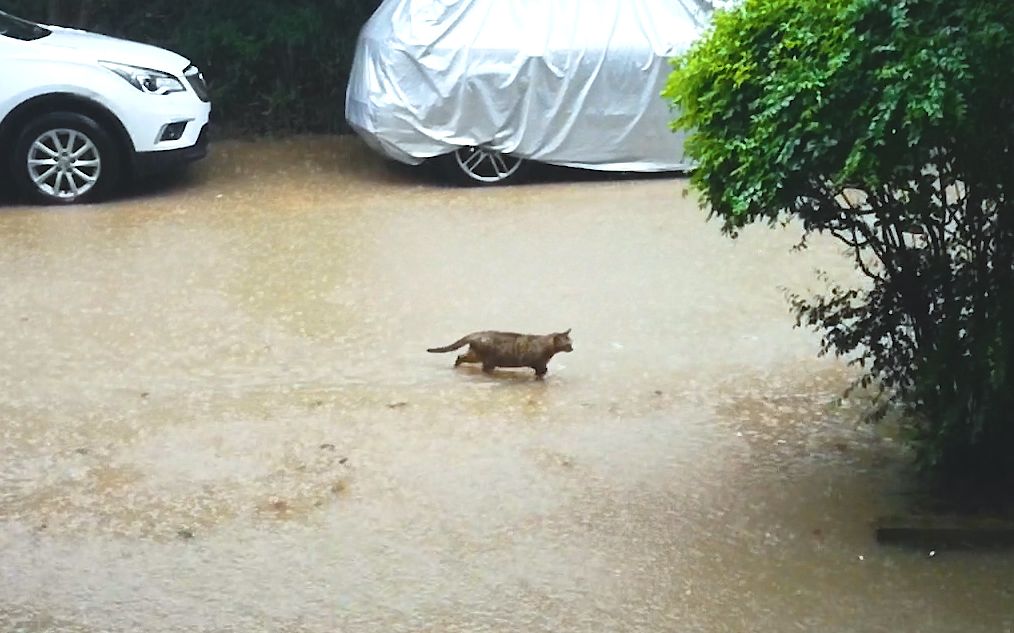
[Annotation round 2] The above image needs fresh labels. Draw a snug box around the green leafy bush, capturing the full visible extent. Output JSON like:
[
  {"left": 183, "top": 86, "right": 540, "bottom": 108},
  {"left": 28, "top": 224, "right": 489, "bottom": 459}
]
[
  {"left": 665, "top": 0, "right": 1014, "bottom": 480},
  {"left": 1, "top": 0, "right": 382, "bottom": 134}
]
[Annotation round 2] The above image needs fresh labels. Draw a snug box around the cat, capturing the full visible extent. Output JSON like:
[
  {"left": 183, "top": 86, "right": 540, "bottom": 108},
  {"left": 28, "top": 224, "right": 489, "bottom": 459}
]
[{"left": 427, "top": 329, "right": 573, "bottom": 379}]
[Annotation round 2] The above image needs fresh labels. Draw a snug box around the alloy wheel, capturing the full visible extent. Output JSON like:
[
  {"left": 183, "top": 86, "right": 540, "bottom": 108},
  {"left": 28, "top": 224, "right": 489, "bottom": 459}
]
[
  {"left": 27, "top": 128, "right": 102, "bottom": 201},
  {"left": 453, "top": 146, "right": 524, "bottom": 183}
]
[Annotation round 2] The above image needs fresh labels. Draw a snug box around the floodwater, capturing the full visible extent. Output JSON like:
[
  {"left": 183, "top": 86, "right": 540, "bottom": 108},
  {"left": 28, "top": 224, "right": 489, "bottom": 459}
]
[{"left": 1, "top": 137, "right": 1011, "bottom": 632}]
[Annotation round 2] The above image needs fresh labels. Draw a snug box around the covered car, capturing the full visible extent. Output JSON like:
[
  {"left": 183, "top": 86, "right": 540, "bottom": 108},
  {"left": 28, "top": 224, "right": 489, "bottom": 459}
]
[{"left": 345, "top": 0, "right": 711, "bottom": 184}]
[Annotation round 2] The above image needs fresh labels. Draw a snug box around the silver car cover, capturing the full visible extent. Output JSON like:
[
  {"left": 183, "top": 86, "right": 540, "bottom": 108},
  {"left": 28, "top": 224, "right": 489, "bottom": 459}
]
[{"left": 346, "top": 0, "right": 709, "bottom": 171}]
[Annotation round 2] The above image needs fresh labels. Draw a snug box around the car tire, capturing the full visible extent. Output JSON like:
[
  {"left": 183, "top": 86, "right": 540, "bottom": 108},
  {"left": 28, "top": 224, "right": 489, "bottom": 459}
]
[
  {"left": 435, "top": 145, "right": 528, "bottom": 186},
  {"left": 10, "top": 112, "right": 121, "bottom": 205}
]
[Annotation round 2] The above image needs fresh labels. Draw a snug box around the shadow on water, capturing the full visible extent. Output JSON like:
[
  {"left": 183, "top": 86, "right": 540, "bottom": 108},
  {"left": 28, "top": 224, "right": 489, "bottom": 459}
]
[
  {"left": 0, "top": 158, "right": 207, "bottom": 210},
  {"left": 418, "top": 153, "right": 685, "bottom": 189},
  {"left": 0, "top": 134, "right": 683, "bottom": 210}
]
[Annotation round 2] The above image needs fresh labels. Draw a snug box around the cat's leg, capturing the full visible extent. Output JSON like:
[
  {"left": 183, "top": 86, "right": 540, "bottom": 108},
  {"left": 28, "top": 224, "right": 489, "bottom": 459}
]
[
  {"left": 533, "top": 364, "right": 548, "bottom": 380},
  {"left": 482, "top": 360, "right": 497, "bottom": 374},
  {"left": 455, "top": 348, "right": 480, "bottom": 367}
]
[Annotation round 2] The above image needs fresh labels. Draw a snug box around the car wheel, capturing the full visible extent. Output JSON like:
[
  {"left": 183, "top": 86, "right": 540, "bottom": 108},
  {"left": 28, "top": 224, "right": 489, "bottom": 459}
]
[
  {"left": 437, "top": 146, "right": 527, "bottom": 185},
  {"left": 11, "top": 112, "right": 121, "bottom": 205}
]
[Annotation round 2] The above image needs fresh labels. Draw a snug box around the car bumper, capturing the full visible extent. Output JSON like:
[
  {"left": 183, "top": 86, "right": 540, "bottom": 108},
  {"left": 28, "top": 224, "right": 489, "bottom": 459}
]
[{"left": 132, "top": 123, "right": 209, "bottom": 176}]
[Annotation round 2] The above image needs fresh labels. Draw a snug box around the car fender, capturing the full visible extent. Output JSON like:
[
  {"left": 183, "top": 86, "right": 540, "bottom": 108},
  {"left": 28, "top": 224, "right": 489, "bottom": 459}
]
[{"left": 0, "top": 58, "right": 136, "bottom": 150}]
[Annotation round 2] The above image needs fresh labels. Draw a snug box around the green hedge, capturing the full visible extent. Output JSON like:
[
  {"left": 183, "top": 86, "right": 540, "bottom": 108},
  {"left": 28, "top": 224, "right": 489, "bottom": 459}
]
[
  {"left": 666, "top": 0, "right": 1014, "bottom": 482},
  {"left": 1, "top": 0, "right": 383, "bottom": 134}
]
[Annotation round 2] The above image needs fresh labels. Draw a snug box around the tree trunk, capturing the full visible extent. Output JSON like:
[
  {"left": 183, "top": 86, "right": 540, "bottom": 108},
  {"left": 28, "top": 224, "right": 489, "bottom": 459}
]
[
  {"left": 75, "top": 0, "right": 95, "bottom": 28},
  {"left": 46, "top": 0, "right": 61, "bottom": 24}
]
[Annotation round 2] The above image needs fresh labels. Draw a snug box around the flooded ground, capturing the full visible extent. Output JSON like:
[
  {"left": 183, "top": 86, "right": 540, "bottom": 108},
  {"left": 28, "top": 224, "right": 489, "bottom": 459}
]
[{"left": 1, "top": 136, "right": 1012, "bottom": 632}]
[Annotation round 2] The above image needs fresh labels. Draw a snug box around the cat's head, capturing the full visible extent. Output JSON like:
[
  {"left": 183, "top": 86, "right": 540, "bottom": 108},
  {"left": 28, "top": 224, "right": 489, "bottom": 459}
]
[{"left": 554, "top": 329, "right": 573, "bottom": 353}]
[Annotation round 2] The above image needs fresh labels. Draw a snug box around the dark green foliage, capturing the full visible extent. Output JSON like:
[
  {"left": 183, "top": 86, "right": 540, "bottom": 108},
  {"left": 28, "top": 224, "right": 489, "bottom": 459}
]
[
  {"left": 1, "top": 0, "right": 382, "bottom": 134},
  {"left": 665, "top": 0, "right": 1014, "bottom": 480}
]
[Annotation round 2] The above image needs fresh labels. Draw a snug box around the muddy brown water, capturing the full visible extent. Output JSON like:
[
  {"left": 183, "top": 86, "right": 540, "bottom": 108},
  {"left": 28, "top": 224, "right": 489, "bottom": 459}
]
[{"left": 1, "top": 137, "right": 1012, "bottom": 632}]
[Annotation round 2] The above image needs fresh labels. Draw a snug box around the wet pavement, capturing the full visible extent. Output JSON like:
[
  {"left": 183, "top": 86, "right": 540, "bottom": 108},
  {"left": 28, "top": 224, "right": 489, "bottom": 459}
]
[{"left": 1, "top": 136, "right": 1012, "bottom": 632}]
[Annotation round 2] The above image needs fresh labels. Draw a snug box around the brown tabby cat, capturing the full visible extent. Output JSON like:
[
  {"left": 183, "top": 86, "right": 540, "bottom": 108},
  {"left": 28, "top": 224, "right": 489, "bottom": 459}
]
[{"left": 427, "top": 329, "right": 573, "bottom": 379}]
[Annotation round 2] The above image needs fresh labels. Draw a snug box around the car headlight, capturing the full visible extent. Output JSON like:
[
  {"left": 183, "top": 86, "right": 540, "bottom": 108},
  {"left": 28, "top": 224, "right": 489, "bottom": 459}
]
[{"left": 100, "top": 61, "right": 186, "bottom": 95}]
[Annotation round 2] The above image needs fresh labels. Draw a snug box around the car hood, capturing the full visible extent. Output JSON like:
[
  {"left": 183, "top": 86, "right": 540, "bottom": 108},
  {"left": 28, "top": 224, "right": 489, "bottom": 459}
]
[{"left": 37, "top": 25, "right": 189, "bottom": 73}]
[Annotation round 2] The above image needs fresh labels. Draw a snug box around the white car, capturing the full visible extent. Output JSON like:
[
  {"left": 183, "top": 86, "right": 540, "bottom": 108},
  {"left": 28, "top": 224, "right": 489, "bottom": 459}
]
[{"left": 0, "top": 10, "right": 211, "bottom": 204}]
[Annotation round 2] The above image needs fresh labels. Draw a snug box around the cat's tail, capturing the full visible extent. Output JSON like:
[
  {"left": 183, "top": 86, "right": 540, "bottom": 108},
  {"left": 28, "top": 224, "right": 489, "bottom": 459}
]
[{"left": 427, "top": 336, "right": 471, "bottom": 353}]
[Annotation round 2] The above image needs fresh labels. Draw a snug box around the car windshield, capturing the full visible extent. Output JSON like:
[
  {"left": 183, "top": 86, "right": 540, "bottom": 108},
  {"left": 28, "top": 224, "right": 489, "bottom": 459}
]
[{"left": 0, "top": 10, "right": 51, "bottom": 41}]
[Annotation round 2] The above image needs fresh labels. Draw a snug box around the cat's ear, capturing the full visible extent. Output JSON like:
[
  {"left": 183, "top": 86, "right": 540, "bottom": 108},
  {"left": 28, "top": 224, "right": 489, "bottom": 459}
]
[{"left": 563, "top": 328, "right": 571, "bottom": 336}]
